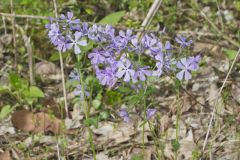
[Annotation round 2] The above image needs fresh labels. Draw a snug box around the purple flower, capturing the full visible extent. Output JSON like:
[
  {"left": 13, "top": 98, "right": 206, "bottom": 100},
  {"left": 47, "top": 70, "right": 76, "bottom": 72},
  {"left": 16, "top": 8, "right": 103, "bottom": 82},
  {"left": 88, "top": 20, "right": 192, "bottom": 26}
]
[
  {"left": 146, "top": 108, "right": 157, "bottom": 119},
  {"left": 67, "top": 31, "right": 87, "bottom": 54},
  {"left": 74, "top": 85, "right": 90, "bottom": 100},
  {"left": 128, "top": 38, "right": 143, "bottom": 54},
  {"left": 176, "top": 57, "right": 199, "bottom": 80},
  {"left": 163, "top": 52, "right": 172, "bottom": 72},
  {"left": 119, "top": 108, "right": 130, "bottom": 123},
  {"left": 133, "top": 66, "right": 152, "bottom": 83},
  {"left": 88, "top": 49, "right": 106, "bottom": 65},
  {"left": 88, "top": 24, "right": 99, "bottom": 41},
  {"left": 104, "top": 25, "right": 115, "bottom": 39},
  {"left": 96, "top": 25, "right": 115, "bottom": 42},
  {"left": 141, "top": 34, "right": 163, "bottom": 54},
  {"left": 112, "top": 29, "right": 134, "bottom": 51},
  {"left": 175, "top": 35, "right": 192, "bottom": 48},
  {"left": 65, "top": 12, "right": 80, "bottom": 25},
  {"left": 80, "top": 22, "right": 89, "bottom": 36},
  {"left": 152, "top": 53, "right": 164, "bottom": 77},
  {"left": 54, "top": 36, "right": 69, "bottom": 52},
  {"left": 119, "top": 29, "right": 134, "bottom": 41},
  {"left": 96, "top": 67, "right": 117, "bottom": 87},
  {"left": 116, "top": 59, "right": 135, "bottom": 82},
  {"left": 188, "top": 55, "right": 201, "bottom": 70},
  {"left": 45, "top": 17, "right": 54, "bottom": 29},
  {"left": 48, "top": 23, "right": 61, "bottom": 44},
  {"left": 165, "top": 41, "right": 172, "bottom": 51}
]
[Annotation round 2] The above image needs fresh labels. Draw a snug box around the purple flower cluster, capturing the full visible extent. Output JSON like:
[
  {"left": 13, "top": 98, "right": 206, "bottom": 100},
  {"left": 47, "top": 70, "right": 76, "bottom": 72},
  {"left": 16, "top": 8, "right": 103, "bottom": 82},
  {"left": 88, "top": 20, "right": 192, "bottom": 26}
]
[
  {"left": 176, "top": 55, "right": 201, "bottom": 80},
  {"left": 46, "top": 12, "right": 201, "bottom": 88},
  {"left": 119, "top": 108, "right": 157, "bottom": 123}
]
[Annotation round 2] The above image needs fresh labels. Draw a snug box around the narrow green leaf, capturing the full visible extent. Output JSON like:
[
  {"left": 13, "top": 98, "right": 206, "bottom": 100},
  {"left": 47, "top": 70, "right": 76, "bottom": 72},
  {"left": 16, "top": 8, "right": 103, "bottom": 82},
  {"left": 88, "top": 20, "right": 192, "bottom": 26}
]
[
  {"left": 99, "top": 11, "right": 125, "bottom": 25},
  {"left": 0, "top": 105, "right": 12, "bottom": 120},
  {"left": 84, "top": 117, "right": 98, "bottom": 128},
  {"left": 92, "top": 99, "right": 101, "bottom": 109},
  {"left": 223, "top": 49, "right": 237, "bottom": 60},
  {"left": 171, "top": 139, "right": 180, "bottom": 152},
  {"left": 29, "top": 86, "right": 44, "bottom": 98}
]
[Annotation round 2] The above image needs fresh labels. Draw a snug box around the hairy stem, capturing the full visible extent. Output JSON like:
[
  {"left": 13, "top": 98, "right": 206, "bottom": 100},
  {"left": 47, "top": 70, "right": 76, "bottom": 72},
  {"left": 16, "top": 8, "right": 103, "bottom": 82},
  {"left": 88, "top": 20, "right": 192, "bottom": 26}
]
[{"left": 77, "top": 59, "right": 96, "bottom": 160}]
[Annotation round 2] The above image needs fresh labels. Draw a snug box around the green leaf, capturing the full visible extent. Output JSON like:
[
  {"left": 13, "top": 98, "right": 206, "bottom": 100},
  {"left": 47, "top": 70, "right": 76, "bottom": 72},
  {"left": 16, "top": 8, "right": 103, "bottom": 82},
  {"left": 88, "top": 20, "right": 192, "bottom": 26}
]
[
  {"left": 0, "top": 105, "right": 13, "bottom": 120},
  {"left": 171, "top": 139, "right": 180, "bottom": 152},
  {"left": 130, "top": 154, "right": 144, "bottom": 160},
  {"left": 99, "top": 11, "right": 125, "bottom": 25},
  {"left": 106, "top": 90, "right": 122, "bottom": 105},
  {"left": 223, "top": 49, "right": 237, "bottom": 60},
  {"left": 117, "top": 86, "right": 132, "bottom": 94},
  {"left": 49, "top": 52, "right": 69, "bottom": 61},
  {"left": 125, "top": 94, "right": 143, "bottom": 105},
  {"left": 29, "top": 86, "right": 44, "bottom": 98},
  {"left": 84, "top": 117, "right": 98, "bottom": 128},
  {"left": 99, "top": 111, "right": 109, "bottom": 120},
  {"left": 0, "top": 85, "right": 9, "bottom": 93},
  {"left": 9, "top": 72, "right": 28, "bottom": 91},
  {"left": 92, "top": 99, "right": 101, "bottom": 109}
]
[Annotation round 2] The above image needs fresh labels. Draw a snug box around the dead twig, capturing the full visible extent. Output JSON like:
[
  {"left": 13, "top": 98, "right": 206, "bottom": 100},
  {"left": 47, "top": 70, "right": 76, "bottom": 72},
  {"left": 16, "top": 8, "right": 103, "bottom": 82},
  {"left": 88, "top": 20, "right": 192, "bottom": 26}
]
[
  {"left": 52, "top": 0, "right": 69, "bottom": 119},
  {"left": 0, "top": 12, "right": 48, "bottom": 20},
  {"left": 24, "top": 36, "right": 35, "bottom": 85},
  {"left": 10, "top": 0, "right": 17, "bottom": 71},
  {"left": 202, "top": 48, "right": 240, "bottom": 152},
  {"left": 137, "top": 0, "right": 163, "bottom": 39}
]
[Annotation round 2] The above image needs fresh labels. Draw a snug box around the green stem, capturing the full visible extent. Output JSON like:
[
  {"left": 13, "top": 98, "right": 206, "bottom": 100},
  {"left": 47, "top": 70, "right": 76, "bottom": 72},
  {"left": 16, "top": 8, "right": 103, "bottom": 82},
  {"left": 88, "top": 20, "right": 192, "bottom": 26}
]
[
  {"left": 77, "top": 56, "right": 96, "bottom": 160},
  {"left": 175, "top": 89, "right": 180, "bottom": 160},
  {"left": 142, "top": 96, "right": 146, "bottom": 152},
  {"left": 148, "top": 120, "right": 162, "bottom": 159}
]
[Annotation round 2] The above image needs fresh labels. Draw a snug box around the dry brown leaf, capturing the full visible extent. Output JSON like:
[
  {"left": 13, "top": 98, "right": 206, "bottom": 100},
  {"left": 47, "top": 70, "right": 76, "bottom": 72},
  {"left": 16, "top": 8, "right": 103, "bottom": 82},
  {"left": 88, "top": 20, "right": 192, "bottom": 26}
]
[
  {"left": 0, "top": 150, "right": 12, "bottom": 160},
  {"left": 160, "top": 115, "right": 171, "bottom": 132},
  {"left": 193, "top": 42, "right": 222, "bottom": 56},
  {"left": 95, "top": 122, "right": 135, "bottom": 145},
  {"left": 207, "top": 84, "right": 224, "bottom": 115},
  {"left": 178, "top": 129, "right": 196, "bottom": 160},
  {"left": 11, "top": 109, "right": 36, "bottom": 132},
  {"left": 34, "top": 112, "right": 62, "bottom": 134},
  {"left": 211, "top": 57, "right": 229, "bottom": 72},
  {"left": 11, "top": 110, "right": 62, "bottom": 134},
  {"left": 164, "top": 144, "right": 174, "bottom": 160},
  {"left": 181, "top": 95, "right": 192, "bottom": 114},
  {"left": 231, "top": 83, "right": 240, "bottom": 104}
]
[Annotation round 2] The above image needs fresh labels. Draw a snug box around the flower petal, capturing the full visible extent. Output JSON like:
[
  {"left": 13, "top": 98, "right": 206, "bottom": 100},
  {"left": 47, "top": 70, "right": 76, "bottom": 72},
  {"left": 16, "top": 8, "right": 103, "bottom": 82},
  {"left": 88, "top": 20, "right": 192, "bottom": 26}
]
[
  {"left": 74, "top": 45, "right": 81, "bottom": 54},
  {"left": 176, "top": 70, "right": 184, "bottom": 80}
]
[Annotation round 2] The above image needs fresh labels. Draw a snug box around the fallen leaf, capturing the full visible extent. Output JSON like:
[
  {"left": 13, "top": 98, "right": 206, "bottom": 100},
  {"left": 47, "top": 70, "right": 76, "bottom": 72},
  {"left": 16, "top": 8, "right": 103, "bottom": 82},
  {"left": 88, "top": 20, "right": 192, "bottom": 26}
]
[
  {"left": 231, "top": 83, "right": 240, "bottom": 104},
  {"left": 207, "top": 84, "right": 224, "bottom": 115},
  {"left": 193, "top": 42, "right": 221, "bottom": 56},
  {"left": 95, "top": 121, "right": 135, "bottom": 145},
  {"left": 34, "top": 112, "right": 62, "bottom": 134},
  {"left": 0, "top": 150, "right": 12, "bottom": 160},
  {"left": 11, "top": 109, "right": 62, "bottom": 134},
  {"left": 164, "top": 144, "right": 174, "bottom": 160},
  {"left": 178, "top": 129, "right": 197, "bottom": 160},
  {"left": 181, "top": 95, "right": 192, "bottom": 114},
  {"left": 11, "top": 109, "right": 35, "bottom": 132},
  {"left": 160, "top": 115, "right": 171, "bottom": 132}
]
